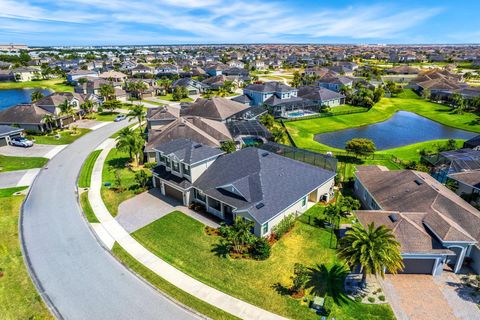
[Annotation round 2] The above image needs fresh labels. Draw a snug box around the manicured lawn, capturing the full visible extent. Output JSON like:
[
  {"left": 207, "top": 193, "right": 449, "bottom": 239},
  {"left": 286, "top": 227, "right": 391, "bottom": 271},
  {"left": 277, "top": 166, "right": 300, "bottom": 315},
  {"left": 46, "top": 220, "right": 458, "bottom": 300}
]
[
  {"left": 285, "top": 89, "right": 479, "bottom": 157},
  {"left": 132, "top": 211, "right": 394, "bottom": 320},
  {"left": 140, "top": 99, "right": 164, "bottom": 106},
  {"left": 28, "top": 128, "right": 91, "bottom": 145},
  {"left": 112, "top": 244, "right": 239, "bottom": 320},
  {"left": 0, "top": 188, "right": 52, "bottom": 319},
  {"left": 78, "top": 150, "right": 102, "bottom": 188},
  {"left": 0, "top": 78, "right": 73, "bottom": 92},
  {"left": 156, "top": 94, "right": 193, "bottom": 102},
  {"left": 0, "top": 155, "right": 48, "bottom": 172},
  {"left": 93, "top": 111, "right": 120, "bottom": 122},
  {"left": 336, "top": 158, "right": 403, "bottom": 182},
  {"left": 79, "top": 191, "right": 99, "bottom": 223},
  {"left": 378, "top": 139, "right": 465, "bottom": 161},
  {"left": 101, "top": 148, "right": 151, "bottom": 217}
]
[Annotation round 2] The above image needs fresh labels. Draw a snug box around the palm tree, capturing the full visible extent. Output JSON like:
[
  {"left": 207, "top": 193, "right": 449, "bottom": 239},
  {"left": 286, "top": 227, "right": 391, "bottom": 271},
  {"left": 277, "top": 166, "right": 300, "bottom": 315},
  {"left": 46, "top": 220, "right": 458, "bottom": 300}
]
[
  {"left": 41, "top": 114, "right": 56, "bottom": 131},
  {"left": 127, "top": 104, "right": 146, "bottom": 130},
  {"left": 115, "top": 129, "right": 144, "bottom": 166},
  {"left": 99, "top": 84, "right": 115, "bottom": 101},
  {"left": 59, "top": 99, "right": 77, "bottom": 121},
  {"left": 80, "top": 100, "right": 95, "bottom": 114},
  {"left": 31, "top": 90, "right": 44, "bottom": 102},
  {"left": 337, "top": 223, "right": 403, "bottom": 287}
]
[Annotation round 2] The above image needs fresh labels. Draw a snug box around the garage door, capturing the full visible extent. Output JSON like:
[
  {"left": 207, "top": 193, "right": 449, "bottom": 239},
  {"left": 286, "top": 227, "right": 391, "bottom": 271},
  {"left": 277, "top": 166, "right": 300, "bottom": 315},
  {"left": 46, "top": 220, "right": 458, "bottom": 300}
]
[
  {"left": 398, "top": 259, "right": 435, "bottom": 274},
  {"left": 0, "top": 137, "right": 7, "bottom": 147},
  {"left": 164, "top": 184, "right": 183, "bottom": 202}
]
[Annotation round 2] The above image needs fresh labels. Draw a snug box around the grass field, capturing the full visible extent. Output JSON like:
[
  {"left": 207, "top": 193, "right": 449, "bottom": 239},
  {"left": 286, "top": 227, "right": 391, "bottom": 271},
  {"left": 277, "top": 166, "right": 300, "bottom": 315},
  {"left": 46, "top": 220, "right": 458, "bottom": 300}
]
[
  {"left": 132, "top": 211, "right": 394, "bottom": 320},
  {"left": 156, "top": 94, "right": 193, "bottom": 102},
  {"left": 78, "top": 150, "right": 102, "bottom": 188},
  {"left": 377, "top": 139, "right": 465, "bottom": 161},
  {"left": 0, "top": 187, "right": 52, "bottom": 319},
  {"left": 28, "top": 128, "right": 90, "bottom": 145},
  {"left": 79, "top": 191, "right": 99, "bottom": 223},
  {"left": 93, "top": 111, "right": 120, "bottom": 122},
  {"left": 285, "top": 89, "right": 479, "bottom": 158},
  {"left": 0, "top": 155, "right": 48, "bottom": 172},
  {"left": 0, "top": 78, "right": 73, "bottom": 92}
]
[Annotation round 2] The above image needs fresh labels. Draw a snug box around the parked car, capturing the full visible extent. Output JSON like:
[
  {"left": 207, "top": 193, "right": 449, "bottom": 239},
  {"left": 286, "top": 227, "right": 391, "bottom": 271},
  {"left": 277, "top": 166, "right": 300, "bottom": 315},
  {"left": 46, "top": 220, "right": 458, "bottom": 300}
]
[
  {"left": 114, "top": 114, "right": 127, "bottom": 122},
  {"left": 10, "top": 137, "right": 34, "bottom": 148}
]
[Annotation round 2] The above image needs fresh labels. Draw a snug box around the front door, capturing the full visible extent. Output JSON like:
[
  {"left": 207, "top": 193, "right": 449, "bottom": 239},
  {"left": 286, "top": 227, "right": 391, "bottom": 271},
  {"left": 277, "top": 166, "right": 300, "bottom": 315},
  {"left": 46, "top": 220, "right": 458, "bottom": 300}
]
[{"left": 224, "top": 205, "right": 234, "bottom": 223}]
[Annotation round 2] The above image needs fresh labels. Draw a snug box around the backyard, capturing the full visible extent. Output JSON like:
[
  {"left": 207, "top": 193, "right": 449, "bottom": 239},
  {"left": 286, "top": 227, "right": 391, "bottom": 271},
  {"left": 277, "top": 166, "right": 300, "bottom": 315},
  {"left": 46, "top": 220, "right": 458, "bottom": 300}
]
[
  {"left": 0, "top": 187, "right": 52, "bottom": 319},
  {"left": 155, "top": 93, "right": 193, "bottom": 102},
  {"left": 131, "top": 211, "right": 394, "bottom": 320},
  {"left": 0, "top": 78, "right": 73, "bottom": 92},
  {"left": 0, "top": 155, "right": 48, "bottom": 172},
  {"left": 27, "top": 128, "right": 90, "bottom": 145}
]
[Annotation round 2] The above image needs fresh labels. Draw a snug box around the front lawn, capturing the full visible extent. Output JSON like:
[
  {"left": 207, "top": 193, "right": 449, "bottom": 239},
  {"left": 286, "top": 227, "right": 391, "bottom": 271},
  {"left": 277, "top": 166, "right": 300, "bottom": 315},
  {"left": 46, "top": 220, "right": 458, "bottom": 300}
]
[
  {"left": 0, "top": 155, "right": 48, "bottom": 172},
  {"left": 132, "top": 211, "right": 394, "bottom": 320},
  {"left": 0, "top": 78, "right": 73, "bottom": 92},
  {"left": 93, "top": 111, "right": 120, "bottom": 122},
  {"left": 0, "top": 187, "right": 52, "bottom": 319},
  {"left": 156, "top": 94, "right": 193, "bottom": 102},
  {"left": 101, "top": 148, "right": 151, "bottom": 216},
  {"left": 28, "top": 128, "right": 90, "bottom": 145},
  {"left": 78, "top": 150, "right": 101, "bottom": 188}
]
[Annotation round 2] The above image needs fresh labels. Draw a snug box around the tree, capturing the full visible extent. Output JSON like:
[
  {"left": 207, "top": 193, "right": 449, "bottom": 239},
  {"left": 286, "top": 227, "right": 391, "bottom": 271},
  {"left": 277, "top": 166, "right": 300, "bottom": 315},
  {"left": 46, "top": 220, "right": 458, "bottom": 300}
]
[
  {"left": 421, "top": 89, "right": 431, "bottom": 100},
  {"left": 373, "top": 86, "right": 385, "bottom": 103},
  {"left": 42, "top": 114, "right": 56, "bottom": 131},
  {"left": 59, "top": 99, "right": 76, "bottom": 120},
  {"left": 259, "top": 113, "right": 274, "bottom": 129},
  {"left": 337, "top": 223, "right": 403, "bottom": 286},
  {"left": 127, "top": 104, "right": 146, "bottom": 130},
  {"left": 345, "top": 138, "right": 376, "bottom": 158},
  {"left": 135, "top": 170, "right": 149, "bottom": 189},
  {"left": 337, "top": 196, "right": 361, "bottom": 215},
  {"left": 172, "top": 86, "right": 188, "bottom": 101},
  {"left": 31, "top": 90, "right": 44, "bottom": 102},
  {"left": 80, "top": 100, "right": 95, "bottom": 114},
  {"left": 219, "top": 216, "right": 255, "bottom": 254},
  {"left": 103, "top": 99, "right": 122, "bottom": 111},
  {"left": 126, "top": 81, "right": 148, "bottom": 99},
  {"left": 99, "top": 84, "right": 115, "bottom": 101},
  {"left": 115, "top": 129, "right": 144, "bottom": 166},
  {"left": 271, "top": 127, "right": 288, "bottom": 144},
  {"left": 220, "top": 140, "right": 236, "bottom": 153},
  {"left": 290, "top": 71, "right": 302, "bottom": 87},
  {"left": 290, "top": 263, "right": 309, "bottom": 295}
]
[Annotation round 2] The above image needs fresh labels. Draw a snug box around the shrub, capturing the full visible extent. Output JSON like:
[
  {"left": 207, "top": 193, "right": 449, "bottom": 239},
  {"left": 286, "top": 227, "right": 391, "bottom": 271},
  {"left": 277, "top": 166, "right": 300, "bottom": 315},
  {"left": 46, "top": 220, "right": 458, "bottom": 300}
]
[
  {"left": 379, "top": 295, "right": 386, "bottom": 302},
  {"left": 354, "top": 296, "right": 362, "bottom": 303},
  {"left": 368, "top": 297, "right": 375, "bottom": 303},
  {"left": 323, "top": 296, "right": 334, "bottom": 315},
  {"left": 290, "top": 263, "right": 309, "bottom": 294},
  {"left": 143, "top": 162, "right": 156, "bottom": 169},
  {"left": 272, "top": 213, "right": 296, "bottom": 240},
  {"left": 251, "top": 237, "right": 271, "bottom": 260}
]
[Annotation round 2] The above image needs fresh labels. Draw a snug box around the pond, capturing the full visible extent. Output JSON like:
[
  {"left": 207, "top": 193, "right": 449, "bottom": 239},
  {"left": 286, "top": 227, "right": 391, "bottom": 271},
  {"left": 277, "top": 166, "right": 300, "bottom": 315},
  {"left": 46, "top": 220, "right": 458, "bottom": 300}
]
[
  {"left": 314, "top": 111, "right": 478, "bottom": 150},
  {"left": 0, "top": 88, "right": 52, "bottom": 111}
]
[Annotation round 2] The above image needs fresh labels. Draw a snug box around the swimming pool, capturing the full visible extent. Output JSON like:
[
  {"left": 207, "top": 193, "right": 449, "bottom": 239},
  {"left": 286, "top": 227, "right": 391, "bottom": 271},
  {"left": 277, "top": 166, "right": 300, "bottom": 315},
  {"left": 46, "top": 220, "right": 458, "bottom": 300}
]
[
  {"left": 286, "top": 110, "right": 316, "bottom": 118},
  {"left": 242, "top": 136, "right": 263, "bottom": 146}
]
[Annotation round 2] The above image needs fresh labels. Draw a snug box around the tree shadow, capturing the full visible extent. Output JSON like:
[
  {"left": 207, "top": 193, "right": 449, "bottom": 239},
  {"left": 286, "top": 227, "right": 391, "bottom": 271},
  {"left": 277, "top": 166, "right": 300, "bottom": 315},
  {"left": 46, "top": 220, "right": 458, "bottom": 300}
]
[
  {"left": 211, "top": 241, "right": 230, "bottom": 258},
  {"left": 106, "top": 156, "right": 130, "bottom": 170},
  {"left": 271, "top": 282, "right": 291, "bottom": 296},
  {"left": 306, "top": 263, "right": 350, "bottom": 304}
]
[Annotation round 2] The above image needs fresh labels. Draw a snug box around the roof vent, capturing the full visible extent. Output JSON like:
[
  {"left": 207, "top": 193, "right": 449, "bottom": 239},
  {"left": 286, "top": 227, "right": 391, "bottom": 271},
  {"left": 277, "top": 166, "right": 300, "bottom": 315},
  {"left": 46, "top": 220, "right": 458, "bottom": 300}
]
[
  {"left": 261, "top": 152, "right": 269, "bottom": 157},
  {"left": 194, "top": 144, "right": 202, "bottom": 149},
  {"left": 388, "top": 214, "right": 399, "bottom": 223},
  {"left": 255, "top": 203, "right": 265, "bottom": 209},
  {"left": 414, "top": 179, "right": 423, "bottom": 185}
]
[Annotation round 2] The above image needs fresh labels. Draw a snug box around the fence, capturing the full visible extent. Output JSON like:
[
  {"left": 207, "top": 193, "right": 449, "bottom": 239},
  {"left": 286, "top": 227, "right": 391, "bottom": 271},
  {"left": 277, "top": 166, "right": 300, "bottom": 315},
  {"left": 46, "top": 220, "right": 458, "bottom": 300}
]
[{"left": 281, "top": 107, "right": 369, "bottom": 122}]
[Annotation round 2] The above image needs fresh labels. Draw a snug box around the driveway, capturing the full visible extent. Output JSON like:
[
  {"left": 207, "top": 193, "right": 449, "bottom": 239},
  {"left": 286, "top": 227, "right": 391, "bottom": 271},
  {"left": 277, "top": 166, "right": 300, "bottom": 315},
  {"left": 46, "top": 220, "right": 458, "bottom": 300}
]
[
  {"left": 0, "top": 168, "right": 40, "bottom": 188},
  {"left": 116, "top": 188, "right": 219, "bottom": 233},
  {"left": 74, "top": 119, "right": 110, "bottom": 130},
  {"left": 382, "top": 274, "right": 480, "bottom": 320},
  {"left": 0, "top": 144, "right": 66, "bottom": 159},
  {"left": 22, "top": 121, "right": 198, "bottom": 320}
]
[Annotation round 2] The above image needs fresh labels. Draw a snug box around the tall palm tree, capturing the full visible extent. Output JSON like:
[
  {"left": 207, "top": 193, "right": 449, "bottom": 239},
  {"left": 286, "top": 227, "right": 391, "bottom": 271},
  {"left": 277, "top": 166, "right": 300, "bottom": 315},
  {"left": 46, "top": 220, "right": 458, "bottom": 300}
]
[
  {"left": 80, "top": 100, "right": 95, "bottom": 114},
  {"left": 127, "top": 104, "right": 146, "bottom": 130},
  {"left": 41, "top": 114, "right": 56, "bottom": 131},
  {"left": 337, "top": 223, "right": 403, "bottom": 286},
  {"left": 59, "top": 99, "right": 77, "bottom": 121},
  {"left": 31, "top": 90, "right": 44, "bottom": 102},
  {"left": 115, "top": 129, "right": 144, "bottom": 166}
]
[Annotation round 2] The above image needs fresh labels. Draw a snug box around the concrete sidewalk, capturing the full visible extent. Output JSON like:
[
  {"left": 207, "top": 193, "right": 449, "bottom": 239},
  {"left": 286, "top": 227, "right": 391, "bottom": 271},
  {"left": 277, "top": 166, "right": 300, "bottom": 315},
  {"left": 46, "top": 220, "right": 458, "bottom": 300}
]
[
  {"left": 88, "top": 140, "right": 286, "bottom": 320},
  {"left": 0, "top": 168, "right": 41, "bottom": 188}
]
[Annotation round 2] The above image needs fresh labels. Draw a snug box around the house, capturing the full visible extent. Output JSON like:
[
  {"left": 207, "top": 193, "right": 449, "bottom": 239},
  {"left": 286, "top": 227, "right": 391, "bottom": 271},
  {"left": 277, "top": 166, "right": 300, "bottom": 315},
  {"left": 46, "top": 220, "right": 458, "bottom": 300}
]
[
  {"left": 131, "top": 64, "right": 154, "bottom": 77},
  {"left": 317, "top": 75, "right": 353, "bottom": 92},
  {"left": 201, "top": 75, "right": 242, "bottom": 90},
  {"left": 447, "top": 170, "right": 480, "bottom": 207},
  {"left": 227, "top": 60, "right": 245, "bottom": 69},
  {"left": 386, "top": 66, "right": 420, "bottom": 75},
  {"left": 464, "top": 135, "right": 480, "bottom": 150},
  {"left": 0, "top": 125, "right": 23, "bottom": 146},
  {"left": 252, "top": 60, "right": 266, "bottom": 70},
  {"left": 99, "top": 71, "right": 127, "bottom": 82},
  {"left": 11, "top": 67, "right": 39, "bottom": 82},
  {"left": 423, "top": 149, "right": 480, "bottom": 183},
  {"left": 204, "top": 63, "right": 227, "bottom": 76},
  {"left": 66, "top": 69, "right": 98, "bottom": 84},
  {"left": 146, "top": 106, "right": 180, "bottom": 130},
  {"left": 243, "top": 81, "right": 298, "bottom": 107},
  {"left": 156, "top": 64, "right": 179, "bottom": 76},
  {"left": 172, "top": 78, "right": 209, "bottom": 95},
  {"left": 0, "top": 104, "right": 58, "bottom": 132},
  {"left": 180, "top": 97, "right": 250, "bottom": 122},
  {"left": 152, "top": 142, "right": 336, "bottom": 236},
  {"left": 297, "top": 86, "right": 346, "bottom": 107},
  {"left": 354, "top": 166, "right": 480, "bottom": 275}
]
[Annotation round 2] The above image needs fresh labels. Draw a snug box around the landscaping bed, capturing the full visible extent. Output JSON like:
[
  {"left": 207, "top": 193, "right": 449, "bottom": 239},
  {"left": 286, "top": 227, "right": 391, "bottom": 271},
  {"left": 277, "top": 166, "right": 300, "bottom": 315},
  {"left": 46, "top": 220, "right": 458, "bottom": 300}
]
[{"left": 131, "top": 211, "right": 395, "bottom": 320}]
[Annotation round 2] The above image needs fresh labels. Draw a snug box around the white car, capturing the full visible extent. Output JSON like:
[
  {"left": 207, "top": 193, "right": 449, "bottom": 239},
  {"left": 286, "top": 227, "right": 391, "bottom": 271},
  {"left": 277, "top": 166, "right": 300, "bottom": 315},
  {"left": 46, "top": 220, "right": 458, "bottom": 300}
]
[
  {"left": 10, "top": 137, "right": 34, "bottom": 148},
  {"left": 114, "top": 114, "right": 127, "bottom": 122}
]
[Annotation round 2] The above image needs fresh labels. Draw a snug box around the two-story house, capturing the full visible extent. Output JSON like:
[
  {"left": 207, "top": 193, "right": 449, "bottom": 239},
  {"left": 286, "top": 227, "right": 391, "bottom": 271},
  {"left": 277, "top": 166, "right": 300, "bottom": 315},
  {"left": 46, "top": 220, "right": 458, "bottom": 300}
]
[{"left": 243, "top": 82, "right": 298, "bottom": 107}]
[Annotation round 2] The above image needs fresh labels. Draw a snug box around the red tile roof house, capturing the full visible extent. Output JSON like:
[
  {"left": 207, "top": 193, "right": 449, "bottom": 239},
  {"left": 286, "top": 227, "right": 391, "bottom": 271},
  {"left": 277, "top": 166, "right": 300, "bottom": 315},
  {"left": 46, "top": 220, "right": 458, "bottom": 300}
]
[{"left": 353, "top": 166, "right": 480, "bottom": 276}]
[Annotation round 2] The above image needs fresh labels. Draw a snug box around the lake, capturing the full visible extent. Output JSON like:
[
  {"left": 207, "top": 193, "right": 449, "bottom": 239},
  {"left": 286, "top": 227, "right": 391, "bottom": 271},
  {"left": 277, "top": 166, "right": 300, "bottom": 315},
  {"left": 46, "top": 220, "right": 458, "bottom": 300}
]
[
  {"left": 0, "top": 88, "right": 52, "bottom": 111},
  {"left": 314, "top": 111, "right": 478, "bottom": 150}
]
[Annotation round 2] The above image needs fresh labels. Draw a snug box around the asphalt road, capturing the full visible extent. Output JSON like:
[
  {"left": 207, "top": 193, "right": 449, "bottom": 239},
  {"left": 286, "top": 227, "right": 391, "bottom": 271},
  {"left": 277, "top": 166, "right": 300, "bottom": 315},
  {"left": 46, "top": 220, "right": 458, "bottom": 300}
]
[{"left": 21, "top": 121, "right": 199, "bottom": 320}]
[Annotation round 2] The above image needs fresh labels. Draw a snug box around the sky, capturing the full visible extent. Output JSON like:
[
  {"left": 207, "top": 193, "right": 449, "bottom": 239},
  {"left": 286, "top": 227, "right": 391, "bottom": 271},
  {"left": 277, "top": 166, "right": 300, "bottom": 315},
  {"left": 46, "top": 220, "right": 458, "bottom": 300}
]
[{"left": 0, "top": 0, "right": 479, "bottom": 46}]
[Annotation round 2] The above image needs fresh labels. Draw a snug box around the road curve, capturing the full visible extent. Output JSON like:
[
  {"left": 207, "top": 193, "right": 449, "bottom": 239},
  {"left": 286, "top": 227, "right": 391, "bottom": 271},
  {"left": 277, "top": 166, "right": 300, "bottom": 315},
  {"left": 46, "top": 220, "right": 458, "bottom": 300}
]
[{"left": 21, "top": 122, "right": 199, "bottom": 320}]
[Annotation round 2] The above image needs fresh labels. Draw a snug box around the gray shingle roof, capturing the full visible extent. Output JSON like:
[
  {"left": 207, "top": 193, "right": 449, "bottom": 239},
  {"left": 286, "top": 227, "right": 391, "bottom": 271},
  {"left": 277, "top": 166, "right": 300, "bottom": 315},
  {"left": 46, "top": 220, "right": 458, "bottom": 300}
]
[
  {"left": 244, "top": 81, "right": 295, "bottom": 93},
  {"left": 0, "top": 125, "right": 23, "bottom": 137},
  {"left": 180, "top": 97, "right": 250, "bottom": 121},
  {"left": 193, "top": 147, "right": 336, "bottom": 224},
  {"left": 154, "top": 138, "right": 224, "bottom": 165},
  {"left": 297, "top": 86, "right": 345, "bottom": 101}
]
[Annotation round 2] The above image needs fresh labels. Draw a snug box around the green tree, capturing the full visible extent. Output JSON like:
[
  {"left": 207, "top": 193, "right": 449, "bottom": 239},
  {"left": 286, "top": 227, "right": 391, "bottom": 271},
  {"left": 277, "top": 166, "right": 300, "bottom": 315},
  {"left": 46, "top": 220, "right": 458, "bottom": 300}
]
[
  {"left": 59, "top": 99, "right": 77, "bottom": 119},
  {"left": 219, "top": 216, "right": 255, "bottom": 254},
  {"left": 115, "top": 129, "right": 144, "bottom": 166},
  {"left": 290, "top": 263, "right": 309, "bottom": 295},
  {"left": 135, "top": 170, "right": 149, "bottom": 188},
  {"left": 42, "top": 114, "right": 56, "bottom": 131},
  {"left": 99, "top": 84, "right": 115, "bottom": 101},
  {"left": 337, "top": 223, "right": 404, "bottom": 286},
  {"left": 103, "top": 99, "right": 122, "bottom": 111},
  {"left": 220, "top": 140, "right": 237, "bottom": 153},
  {"left": 31, "top": 90, "right": 44, "bottom": 102},
  {"left": 80, "top": 100, "right": 95, "bottom": 114},
  {"left": 172, "top": 85, "right": 188, "bottom": 101},
  {"left": 259, "top": 113, "right": 274, "bottom": 129},
  {"left": 345, "top": 138, "right": 376, "bottom": 158},
  {"left": 127, "top": 104, "right": 146, "bottom": 130},
  {"left": 337, "top": 196, "right": 361, "bottom": 214},
  {"left": 271, "top": 127, "right": 288, "bottom": 144}
]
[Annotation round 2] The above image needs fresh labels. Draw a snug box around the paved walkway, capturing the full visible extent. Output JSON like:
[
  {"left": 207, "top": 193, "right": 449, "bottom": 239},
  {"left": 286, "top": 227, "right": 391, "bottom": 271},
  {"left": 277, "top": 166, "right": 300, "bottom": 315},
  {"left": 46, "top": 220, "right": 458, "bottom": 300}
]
[
  {"left": 88, "top": 139, "right": 286, "bottom": 320},
  {"left": 116, "top": 188, "right": 219, "bottom": 233},
  {"left": 0, "top": 168, "right": 41, "bottom": 188},
  {"left": 0, "top": 144, "right": 66, "bottom": 159}
]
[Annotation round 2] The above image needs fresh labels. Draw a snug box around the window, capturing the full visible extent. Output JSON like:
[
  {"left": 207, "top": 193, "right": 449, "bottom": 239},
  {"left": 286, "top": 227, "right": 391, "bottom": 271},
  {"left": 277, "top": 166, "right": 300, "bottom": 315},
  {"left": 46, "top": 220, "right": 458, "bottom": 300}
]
[
  {"left": 302, "top": 197, "right": 307, "bottom": 207},
  {"left": 182, "top": 163, "right": 191, "bottom": 176},
  {"left": 165, "top": 158, "right": 171, "bottom": 168},
  {"left": 159, "top": 155, "right": 166, "bottom": 164},
  {"left": 172, "top": 161, "right": 180, "bottom": 172},
  {"left": 262, "top": 222, "right": 268, "bottom": 234},
  {"left": 194, "top": 189, "right": 206, "bottom": 202}
]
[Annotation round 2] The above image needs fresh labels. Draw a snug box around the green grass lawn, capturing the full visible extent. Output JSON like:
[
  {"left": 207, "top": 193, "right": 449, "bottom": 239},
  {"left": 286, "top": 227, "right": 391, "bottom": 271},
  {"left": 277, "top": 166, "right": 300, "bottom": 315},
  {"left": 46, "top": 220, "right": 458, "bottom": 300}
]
[
  {"left": 0, "top": 155, "right": 48, "bottom": 172},
  {"left": 132, "top": 211, "right": 394, "bottom": 320},
  {"left": 28, "top": 128, "right": 90, "bottom": 145},
  {"left": 285, "top": 89, "right": 479, "bottom": 158},
  {"left": 78, "top": 150, "right": 102, "bottom": 188},
  {"left": 93, "top": 111, "right": 120, "bottom": 122},
  {"left": 0, "top": 78, "right": 73, "bottom": 92},
  {"left": 377, "top": 139, "right": 465, "bottom": 161},
  {"left": 79, "top": 191, "right": 99, "bottom": 223},
  {"left": 156, "top": 94, "right": 193, "bottom": 102},
  {"left": 101, "top": 148, "right": 151, "bottom": 217},
  {"left": 0, "top": 187, "right": 52, "bottom": 319},
  {"left": 140, "top": 99, "right": 164, "bottom": 106}
]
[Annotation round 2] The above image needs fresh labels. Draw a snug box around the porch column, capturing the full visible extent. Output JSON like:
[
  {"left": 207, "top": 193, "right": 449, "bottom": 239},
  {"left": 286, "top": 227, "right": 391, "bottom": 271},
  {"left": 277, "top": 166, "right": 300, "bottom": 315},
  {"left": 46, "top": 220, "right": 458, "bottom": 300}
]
[
  {"left": 160, "top": 181, "right": 165, "bottom": 196},
  {"left": 454, "top": 247, "right": 467, "bottom": 273},
  {"left": 152, "top": 176, "right": 157, "bottom": 188}
]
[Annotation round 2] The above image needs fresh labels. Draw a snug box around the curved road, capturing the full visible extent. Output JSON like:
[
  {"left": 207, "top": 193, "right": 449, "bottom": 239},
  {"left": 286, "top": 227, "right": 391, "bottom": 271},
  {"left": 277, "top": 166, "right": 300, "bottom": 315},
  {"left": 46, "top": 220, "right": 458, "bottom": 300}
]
[{"left": 21, "top": 122, "right": 198, "bottom": 320}]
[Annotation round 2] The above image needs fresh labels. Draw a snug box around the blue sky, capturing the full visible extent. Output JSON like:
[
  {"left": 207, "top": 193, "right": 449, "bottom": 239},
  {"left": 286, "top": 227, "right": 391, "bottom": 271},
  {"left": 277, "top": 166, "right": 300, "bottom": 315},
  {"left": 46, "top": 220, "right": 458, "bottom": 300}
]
[{"left": 0, "top": 0, "right": 479, "bottom": 46}]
